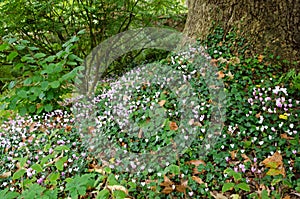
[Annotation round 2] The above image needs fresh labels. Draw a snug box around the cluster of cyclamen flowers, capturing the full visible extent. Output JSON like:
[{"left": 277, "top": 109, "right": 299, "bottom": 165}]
[{"left": 0, "top": 110, "right": 87, "bottom": 190}]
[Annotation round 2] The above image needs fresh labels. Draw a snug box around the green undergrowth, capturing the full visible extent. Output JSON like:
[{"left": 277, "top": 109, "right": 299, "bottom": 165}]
[{"left": 0, "top": 27, "right": 299, "bottom": 199}]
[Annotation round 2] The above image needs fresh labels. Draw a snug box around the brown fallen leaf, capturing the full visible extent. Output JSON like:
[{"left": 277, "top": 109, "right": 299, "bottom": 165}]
[
  {"left": 262, "top": 151, "right": 286, "bottom": 177},
  {"left": 0, "top": 171, "right": 11, "bottom": 179},
  {"left": 210, "top": 191, "right": 228, "bottom": 199},
  {"left": 161, "top": 186, "right": 173, "bottom": 194},
  {"left": 175, "top": 185, "right": 186, "bottom": 193},
  {"left": 188, "top": 159, "right": 206, "bottom": 174},
  {"left": 107, "top": 185, "right": 128, "bottom": 195},
  {"left": 217, "top": 71, "right": 225, "bottom": 79},
  {"left": 255, "top": 112, "right": 261, "bottom": 118},
  {"left": 258, "top": 54, "right": 264, "bottom": 63},
  {"left": 169, "top": 121, "right": 178, "bottom": 131},
  {"left": 241, "top": 154, "right": 251, "bottom": 163},
  {"left": 230, "top": 150, "right": 238, "bottom": 160},
  {"left": 280, "top": 133, "right": 293, "bottom": 140},
  {"left": 158, "top": 100, "right": 166, "bottom": 107},
  {"left": 160, "top": 175, "right": 174, "bottom": 187},
  {"left": 282, "top": 195, "right": 290, "bottom": 199},
  {"left": 192, "top": 176, "right": 205, "bottom": 184},
  {"left": 210, "top": 59, "right": 218, "bottom": 67}
]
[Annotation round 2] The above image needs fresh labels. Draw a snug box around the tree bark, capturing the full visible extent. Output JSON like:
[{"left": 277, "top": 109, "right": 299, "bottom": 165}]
[{"left": 184, "top": 0, "right": 300, "bottom": 66}]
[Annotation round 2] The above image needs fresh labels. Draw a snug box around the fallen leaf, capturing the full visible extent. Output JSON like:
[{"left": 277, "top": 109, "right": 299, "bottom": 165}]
[
  {"left": 189, "top": 119, "right": 202, "bottom": 127},
  {"left": 282, "top": 195, "right": 290, "bottom": 199},
  {"left": 161, "top": 186, "right": 173, "bottom": 194},
  {"left": 192, "top": 176, "right": 204, "bottom": 184},
  {"left": 138, "top": 128, "right": 143, "bottom": 139},
  {"left": 230, "top": 150, "right": 238, "bottom": 160},
  {"left": 210, "top": 191, "right": 228, "bottom": 199},
  {"left": 158, "top": 100, "right": 166, "bottom": 107},
  {"left": 226, "top": 71, "right": 234, "bottom": 80},
  {"left": 280, "top": 133, "right": 293, "bottom": 140},
  {"left": 210, "top": 59, "right": 218, "bottom": 67},
  {"left": 189, "top": 159, "right": 206, "bottom": 167},
  {"left": 258, "top": 54, "right": 264, "bottom": 63},
  {"left": 241, "top": 154, "right": 251, "bottom": 163},
  {"left": 107, "top": 185, "right": 128, "bottom": 195},
  {"left": 65, "top": 125, "right": 72, "bottom": 132},
  {"left": 169, "top": 121, "right": 178, "bottom": 131},
  {"left": 255, "top": 112, "right": 261, "bottom": 118},
  {"left": 262, "top": 151, "right": 285, "bottom": 177},
  {"left": 160, "top": 175, "right": 174, "bottom": 187},
  {"left": 217, "top": 71, "right": 225, "bottom": 79},
  {"left": 0, "top": 171, "right": 11, "bottom": 179},
  {"left": 175, "top": 185, "right": 186, "bottom": 193},
  {"left": 188, "top": 159, "right": 206, "bottom": 174}
]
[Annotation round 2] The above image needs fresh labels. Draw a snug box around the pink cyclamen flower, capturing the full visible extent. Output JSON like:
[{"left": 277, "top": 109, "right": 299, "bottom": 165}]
[
  {"left": 37, "top": 177, "right": 44, "bottom": 184},
  {"left": 292, "top": 150, "right": 297, "bottom": 154},
  {"left": 234, "top": 167, "right": 238, "bottom": 172}
]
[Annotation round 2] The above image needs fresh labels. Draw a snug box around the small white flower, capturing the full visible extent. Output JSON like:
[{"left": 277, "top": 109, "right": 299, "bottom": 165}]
[
  {"left": 259, "top": 141, "right": 264, "bottom": 145},
  {"left": 268, "top": 135, "right": 272, "bottom": 140},
  {"left": 290, "top": 124, "right": 294, "bottom": 129}
]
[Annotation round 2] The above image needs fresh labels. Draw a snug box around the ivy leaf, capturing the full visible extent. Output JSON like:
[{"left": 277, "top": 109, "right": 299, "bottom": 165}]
[
  {"left": 96, "top": 189, "right": 110, "bottom": 199},
  {"left": 34, "top": 53, "right": 46, "bottom": 59},
  {"left": 235, "top": 183, "right": 250, "bottom": 191},
  {"left": 222, "top": 182, "right": 235, "bottom": 193},
  {"left": 0, "top": 43, "right": 10, "bottom": 51},
  {"left": 0, "top": 188, "right": 20, "bottom": 199},
  {"left": 55, "top": 156, "right": 67, "bottom": 171},
  {"left": 31, "top": 164, "right": 43, "bottom": 173},
  {"left": 12, "top": 169, "right": 26, "bottom": 180},
  {"left": 7, "top": 51, "right": 18, "bottom": 62},
  {"left": 50, "top": 81, "right": 60, "bottom": 88}
]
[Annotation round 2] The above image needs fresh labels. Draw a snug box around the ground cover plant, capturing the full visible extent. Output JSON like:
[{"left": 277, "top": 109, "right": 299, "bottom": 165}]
[{"left": 0, "top": 26, "right": 299, "bottom": 199}]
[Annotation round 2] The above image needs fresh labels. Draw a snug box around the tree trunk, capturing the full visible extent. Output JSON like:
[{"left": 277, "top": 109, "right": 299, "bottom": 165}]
[{"left": 184, "top": 0, "right": 300, "bottom": 66}]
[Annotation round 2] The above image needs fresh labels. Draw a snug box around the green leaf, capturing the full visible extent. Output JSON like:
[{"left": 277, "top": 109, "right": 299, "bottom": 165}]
[
  {"left": 222, "top": 182, "right": 235, "bottom": 193},
  {"left": 28, "top": 46, "right": 39, "bottom": 51},
  {"left": 17, "top": 90, "right": 28, "bottom": 98},
  {"left": 107, "top": 174, "right": 118, "bottom": 185},
  {"left": 55, "top": 156, "right": 67, "bottom": 171},
  {"left": 23, "top": 78, "right": 32, "bottom": 86},
  {"left": 0, "top": 188, "right": 20, "bottom": 199},
  {"left": 15, "top": 63, "right": 24, "bottom": 70},
  {"left": 44, "top": 104, "right": 53, "bottom": 112},
  {"left": 31, "top": 164, "right": 43, "bottom": 173},
  {"left": 164, "top": 164, "right": 180, "bottom": 175},
  {"left": 77, "top": 29, "right": 86, "bottom": 35},
  {"left": 50, "top": 81, "right": 60, "bottom": 88},
  {"left": 0, "top": 43, "right": 10, "bottom": 51},
  {"left": 261, "top": 190, "right": 269, "bottom": 199},
  {"left": 232, "top": 172, "right": 242, "bottom": 182},
  {"left": 33, "top": 53, "right": 46, "bottom": 59},
  {"left": 8, "top": 81, "right": 16, "bottom": 89},
  {"left": 12, "top": 169, "right": 26, "bottom": 180},
  {"left": 44, "top": 55, "right": 56, "bottom": 62},
  {"left": 47, "top": 172, "right": 60, "bottom": 182},
  {"left": 7, "top": 51, "right": 18, "bottom": 62},
  {"left": 41, "top": 81, "right": 48, "bottom": 90},
  {"left": 15, "top": 44, "right": 26, "bottom": 50},
  {"left": 235, "top": 183, "right": 250, "bottom": 191},
  {"left": 96, "top": 189, "right": 110, "bottom": 199},
  {"left": 54, "top": 145, "right": 70, "bottom": 152}
]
